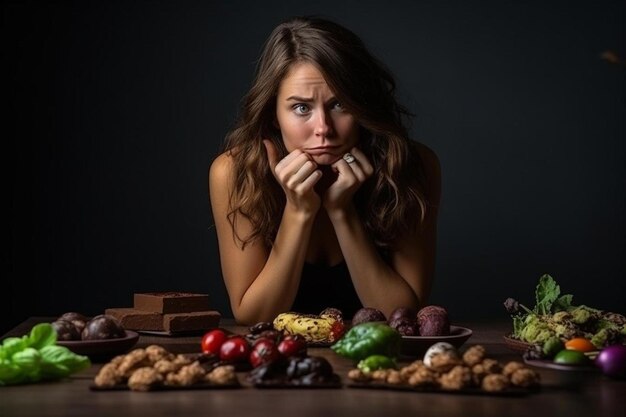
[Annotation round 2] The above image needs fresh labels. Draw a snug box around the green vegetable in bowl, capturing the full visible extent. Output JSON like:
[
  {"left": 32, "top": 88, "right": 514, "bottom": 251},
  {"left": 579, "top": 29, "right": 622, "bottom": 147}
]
[
  {"left": 518, "top": 315, "right": 553, "bottom": 344},
  {"left": 504, "top": 274, "right": 626, "bottom": 348},
  {"left": 0, "top": 323, "right": 90, "bottom": 386},
  {"left": 553, "top": 349, "right": 589, "bottom": 366},
  {"left": 542, "top": 336, "right": 564, "bottom": 357}
]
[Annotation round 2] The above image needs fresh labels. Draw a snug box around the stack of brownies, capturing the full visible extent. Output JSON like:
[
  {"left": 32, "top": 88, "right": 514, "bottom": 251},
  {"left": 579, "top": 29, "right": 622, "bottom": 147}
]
[{"left": 106, "top": 292, "right": 221, "bottom": 334}]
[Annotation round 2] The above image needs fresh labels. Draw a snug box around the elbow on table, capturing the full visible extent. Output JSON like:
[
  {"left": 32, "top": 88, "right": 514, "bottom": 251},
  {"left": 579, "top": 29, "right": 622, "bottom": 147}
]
[{"left": 230, "top": 305, "right": 275, "bottom": 327}]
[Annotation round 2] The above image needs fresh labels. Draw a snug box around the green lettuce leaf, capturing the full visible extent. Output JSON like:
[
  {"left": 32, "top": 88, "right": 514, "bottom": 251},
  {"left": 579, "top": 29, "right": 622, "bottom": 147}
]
[
  {"left": 534, "top": 274, "right": 560, "bottom": 315},
  {"left": 553, "top": 294, "right": 573, "bottom": 312}
]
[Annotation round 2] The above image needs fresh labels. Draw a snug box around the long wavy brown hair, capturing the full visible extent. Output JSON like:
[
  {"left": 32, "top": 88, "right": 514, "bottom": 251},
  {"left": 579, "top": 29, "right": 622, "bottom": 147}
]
[{"left": 221, "top": 16, "right": 429, "bottom": 249}]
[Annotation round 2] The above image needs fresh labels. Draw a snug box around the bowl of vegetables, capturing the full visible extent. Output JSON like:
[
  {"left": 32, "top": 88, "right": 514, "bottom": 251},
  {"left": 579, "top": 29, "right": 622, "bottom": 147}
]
[
  {"left": 503, "top": 274, "right": 625, "bottom": 352},
  {"left": 503, "top": 274, "right": 626, "bottom": 377}
]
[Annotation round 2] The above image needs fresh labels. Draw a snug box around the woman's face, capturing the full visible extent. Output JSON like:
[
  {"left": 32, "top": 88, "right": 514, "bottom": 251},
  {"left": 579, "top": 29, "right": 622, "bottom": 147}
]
[{"left": 275, "top": 62, "right": 359, "bottom": 165}]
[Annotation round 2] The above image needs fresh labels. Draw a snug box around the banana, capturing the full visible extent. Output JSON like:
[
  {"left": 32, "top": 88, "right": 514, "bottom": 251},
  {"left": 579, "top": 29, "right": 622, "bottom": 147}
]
[{"left": 273, "top": 311, "right": 345, "bottom": 344}]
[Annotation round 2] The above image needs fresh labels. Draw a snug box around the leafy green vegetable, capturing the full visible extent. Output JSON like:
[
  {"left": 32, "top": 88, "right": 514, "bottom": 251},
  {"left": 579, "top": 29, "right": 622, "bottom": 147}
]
[
  {"left": 0, "top": 360, "right": 25, "bottom": 385},
  {"left": 505, "top": 274, "right": 626, "bottom": 348},
  {"left": 11, "top": 348, "right": 42, "bottom": 380},
  {"left": 553, "top": 294, "right": 573, "bottom": 312},
  {"left": 534, "top": 274, "right": 560, "bottom": 315},
  {"left": 1, "top": 337, "right": 29, "bottom": 358},
  {"left": 542, "top": 336, "right": 564, "bottom": 357},
  {"left": 28, "top": 323, "right": 57, "bottom": 350},
  {"left": 39, "top": 345, "right": 90, "bottom": 375},
  {"left": 512, "top": 315, "right": 525, "bottom": 338},
  {"left": 532, "top": 274, "right": 574, "bottom": 315},
  {"left": 0, "top": 323, "right": 90, "bottom": 386}
]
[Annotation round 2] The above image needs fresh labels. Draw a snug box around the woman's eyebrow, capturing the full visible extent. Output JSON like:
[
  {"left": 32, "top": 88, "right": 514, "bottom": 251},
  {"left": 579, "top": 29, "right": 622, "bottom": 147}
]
[
  {"left": 285, "top": 95, "right": 313, "bottom": 102},
  {"left": 285, "top": 95, "right": 338, "bottom": 104}
]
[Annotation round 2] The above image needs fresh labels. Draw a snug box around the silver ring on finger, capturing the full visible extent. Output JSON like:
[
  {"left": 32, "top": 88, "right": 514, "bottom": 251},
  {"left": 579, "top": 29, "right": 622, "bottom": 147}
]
[{"left": 343, "top": 153, "right": 356, "bottom": 164}]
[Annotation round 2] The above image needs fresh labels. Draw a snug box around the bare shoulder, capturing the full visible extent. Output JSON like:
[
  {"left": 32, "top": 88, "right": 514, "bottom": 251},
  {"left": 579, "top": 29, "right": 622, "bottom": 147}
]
[
  {"left": 412, "top": 141, "right": 441, "bottom": 205},
  {"left": 413, "top": 142, "right": 440, "bottom": 177},
  {"left": 209, "top": 152, "right": 235, "bottom": 187}
]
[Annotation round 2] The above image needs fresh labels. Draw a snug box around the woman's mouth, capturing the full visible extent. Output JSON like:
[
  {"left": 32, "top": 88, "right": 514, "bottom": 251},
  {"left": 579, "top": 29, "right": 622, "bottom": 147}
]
[{"left": 305, "top": 146, "right": 340, "bottom": 155}]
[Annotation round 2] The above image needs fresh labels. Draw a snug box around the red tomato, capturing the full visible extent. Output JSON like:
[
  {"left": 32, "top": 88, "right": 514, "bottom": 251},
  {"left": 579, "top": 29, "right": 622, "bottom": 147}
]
[
  {"left": 201, "top": 329, "right": 227, "bottom": 355},
  {"left": 219, "top": 336, "right": 251, "bottom": 362},
  {"left": 277, "top": 335, "right": 307, "bottom": 357},
  {"left": 249, "top": 339, "right": 280, "bottom": 368}
]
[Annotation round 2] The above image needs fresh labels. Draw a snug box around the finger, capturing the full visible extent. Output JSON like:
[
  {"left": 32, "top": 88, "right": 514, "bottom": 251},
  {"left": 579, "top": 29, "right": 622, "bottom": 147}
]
[
  {"left": 348, "top": 147, "right": 374, "bottom": 177},
  {"left": 293, "top": 158, "right": 319, "bottom": 180},
  {"left": 276, "top": 149, "right": 306, "bottom": 173},
  {"left": 332, "top": 158, "right": 358, "bottom": 183},
  {"left": 276, "top": 150, "right": 310, "bottom": 175},
  {"left": 263, "top": 140, "right": 279, "bottom": 171},
  {"left": 291, "top": 160, "right": 317, "bottom": 182},
  {"left": 286, "top": 159, "right": 318, "bottom": 188},
  {"left": 350, "top": 162, "right": 368, "bottom": 183},
  {"left": 340, "top": 157, "right": 367, "bottom": 183},
  {"left": 295, "top": 169, "right": 323, "bottom": 193}
]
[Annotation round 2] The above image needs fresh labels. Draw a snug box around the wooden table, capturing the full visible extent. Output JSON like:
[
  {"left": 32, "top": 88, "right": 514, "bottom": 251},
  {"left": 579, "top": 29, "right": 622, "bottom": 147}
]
[{"left": 1, "top": 318, "right": 624, "bottom": 417}]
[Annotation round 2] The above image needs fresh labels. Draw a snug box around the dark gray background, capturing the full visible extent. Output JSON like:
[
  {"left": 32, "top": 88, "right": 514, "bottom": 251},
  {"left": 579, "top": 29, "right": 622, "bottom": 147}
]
[{"left": 4, "top": 0, "right": 625, "bottom": 334}]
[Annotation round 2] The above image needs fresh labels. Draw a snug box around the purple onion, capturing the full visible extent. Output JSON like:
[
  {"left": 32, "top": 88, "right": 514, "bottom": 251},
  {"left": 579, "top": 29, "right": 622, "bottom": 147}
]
[{"left": 596, "top": 344, "right": 626, "bottom": 379}]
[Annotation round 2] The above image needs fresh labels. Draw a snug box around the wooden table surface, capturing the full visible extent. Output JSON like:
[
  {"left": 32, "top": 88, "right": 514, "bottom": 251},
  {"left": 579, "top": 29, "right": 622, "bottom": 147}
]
[{"left": 1, "top": 317, "right": 624, "bottom": 417}]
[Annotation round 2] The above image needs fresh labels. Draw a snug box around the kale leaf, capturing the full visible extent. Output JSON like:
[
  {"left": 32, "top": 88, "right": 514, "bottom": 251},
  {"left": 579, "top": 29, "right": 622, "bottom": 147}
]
[{"left": 534, "top": 274, "right": 561, "bottom": 315}]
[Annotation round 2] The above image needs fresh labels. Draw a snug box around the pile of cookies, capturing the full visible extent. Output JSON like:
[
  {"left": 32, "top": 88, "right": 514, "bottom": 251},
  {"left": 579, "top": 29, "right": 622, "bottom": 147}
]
[
  {"left": 348, "top": 344, "right": 540, "bottom": 392},
  {"left": 93, "top": 345, "right": 237, "bottom": 391}
]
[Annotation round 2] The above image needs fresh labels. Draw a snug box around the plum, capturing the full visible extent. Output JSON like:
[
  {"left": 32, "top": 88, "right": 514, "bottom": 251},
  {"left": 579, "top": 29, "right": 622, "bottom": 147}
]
[
  {"left": 388, "top": 307, "right": 417, "bottom": 324},
  {"left": 416, "top": 305, "right": 450, "bottom": 336},
  {"left": 388, "top": 317, "right": 419, "bottom": 336},
  {"left": 81, "top": 314, "right": 126, "bottom": 340},
  {"left": 351, "top": 308, "right": 386, "bottom": 326},
  {"left": 58, "top": 312, "right": 89, "bottom": 334},
  {"left": 51, "top": 319, "right": 81, "bottom": 341}
]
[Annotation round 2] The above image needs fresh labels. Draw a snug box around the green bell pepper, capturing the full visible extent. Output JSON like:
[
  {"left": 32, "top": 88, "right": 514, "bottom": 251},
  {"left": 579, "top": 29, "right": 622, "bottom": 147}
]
[{"left": 331, "top": 322, "right": 401, "bottom": 361}]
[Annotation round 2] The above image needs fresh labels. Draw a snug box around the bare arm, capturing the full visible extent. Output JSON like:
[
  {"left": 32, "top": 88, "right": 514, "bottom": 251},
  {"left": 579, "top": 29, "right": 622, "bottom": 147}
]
[
  {"left": 325, "top": 144, "right": 441, "bottom": 317},
  {"left": 209, "top": 144, "right": 322, "bottom": 324}
]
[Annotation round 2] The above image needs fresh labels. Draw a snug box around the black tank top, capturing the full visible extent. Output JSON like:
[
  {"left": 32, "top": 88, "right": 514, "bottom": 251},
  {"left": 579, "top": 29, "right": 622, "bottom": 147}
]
[{"left": 291, "top": 261, "right": 363, "bottom": 318}]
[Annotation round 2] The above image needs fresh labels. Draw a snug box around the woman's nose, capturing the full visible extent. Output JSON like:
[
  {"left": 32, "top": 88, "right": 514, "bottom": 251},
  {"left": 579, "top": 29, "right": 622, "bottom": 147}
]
[{"left": 313, "top": 110, "right": 333, "bottom": 137}]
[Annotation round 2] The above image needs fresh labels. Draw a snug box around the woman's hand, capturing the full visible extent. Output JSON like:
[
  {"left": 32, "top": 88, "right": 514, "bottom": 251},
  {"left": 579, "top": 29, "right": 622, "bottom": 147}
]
[
  {"left": 264, "top": 140, "right": 323, "bottom": 216},
  {"left": 323, "top": 147, "right": 374, "bottom": 215}
]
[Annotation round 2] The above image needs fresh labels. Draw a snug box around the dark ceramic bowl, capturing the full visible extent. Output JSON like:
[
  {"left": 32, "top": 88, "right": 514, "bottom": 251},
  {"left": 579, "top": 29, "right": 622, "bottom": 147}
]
[
  {"left": 57, "top": 330, "right": 139, "bottom": 356},
  {"left": 400, "top": 325, "right": 473, "bottom": 357}
]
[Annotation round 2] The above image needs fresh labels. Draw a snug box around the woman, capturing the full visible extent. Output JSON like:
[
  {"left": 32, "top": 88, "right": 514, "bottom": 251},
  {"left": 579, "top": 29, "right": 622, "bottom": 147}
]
[{"left": 209, "top": 17, "right": 440, "bottom": 325}]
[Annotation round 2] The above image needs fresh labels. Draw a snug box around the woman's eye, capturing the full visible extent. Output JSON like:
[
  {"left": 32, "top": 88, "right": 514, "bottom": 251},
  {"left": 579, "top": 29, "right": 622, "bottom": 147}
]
[
  {"left": 293, "top": 104, "right": 310, "bottom": 115},
  {"left": 332, "top": 101, "right": 344, "bottom": 112}
]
